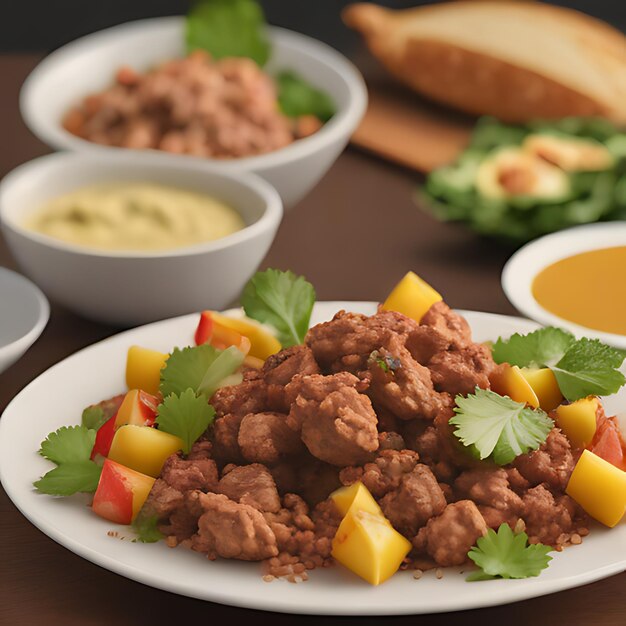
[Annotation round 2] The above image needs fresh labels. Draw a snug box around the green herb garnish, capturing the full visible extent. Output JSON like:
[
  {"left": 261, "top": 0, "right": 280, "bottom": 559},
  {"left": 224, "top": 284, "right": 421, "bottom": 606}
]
[
  {"left": 132, "top": 513, "right": 164, "bottom": 544},
  {"left": 156, "top": 388, "right": 215, "bottom": 454},
  {"left": 34, "top": 426, "right": 101, "bottom": 496},
  {"left": 492, "top": 327, "right": 625, "bottom": 401},
  {"left": 467, "top": 523, "right": 552, "bottom": 581},
  {"left": 276, "top": 71, "right": 336, "bottom": 122},
  {"left": 450, "top": 388, "right": 553, "bottom": 465},
  {"left": 81, "top": 406, "right": 107, "bottom": 431},
  {"left": 186, "top": 0, "right": 270, "bottom": 66},
  {"left": 241, "top": 269, "right": 316, "bottom": 348}
]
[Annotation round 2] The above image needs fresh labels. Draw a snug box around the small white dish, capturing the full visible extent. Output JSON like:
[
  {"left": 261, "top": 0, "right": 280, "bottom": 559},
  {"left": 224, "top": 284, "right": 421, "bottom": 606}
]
[
  {"left": 0, "top": 152, "right": 282, "bottom": 327},
  {"left": 0, "top": 302, "right": 624, "bottom": 615},
  {"left": 0, "top": 267, "right": 49, "bottom": 374},
  {"left": 502, "top": 222, "right": 626, "bottom": 348},
  {"left": 20, "top": 17, "right": 368, "bottom": 209}
]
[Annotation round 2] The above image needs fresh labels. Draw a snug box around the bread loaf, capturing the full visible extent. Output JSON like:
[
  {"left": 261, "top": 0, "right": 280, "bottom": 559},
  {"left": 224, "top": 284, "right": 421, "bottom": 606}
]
[{"left": 343, "top": 2, "right": 626, "bottom": 123}]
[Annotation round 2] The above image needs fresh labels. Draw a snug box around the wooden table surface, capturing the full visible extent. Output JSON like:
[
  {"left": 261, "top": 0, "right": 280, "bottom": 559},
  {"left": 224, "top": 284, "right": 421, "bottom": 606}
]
[{"left": 0, "top": 55, "right": 624, "bottom": 626}]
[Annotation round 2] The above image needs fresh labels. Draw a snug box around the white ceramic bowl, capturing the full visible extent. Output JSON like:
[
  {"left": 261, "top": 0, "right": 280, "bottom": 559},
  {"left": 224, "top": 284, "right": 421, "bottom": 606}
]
[
  {"left": 20, "top": 17, "right": 368, "bottom": 209},
  {"left": 0, "top": 152, "right": 282, "bottom": 327},
  {"left": 502, "top": 222, "right": 626, "bottom": 348},
  {"left": 0, "top": 267, "right": 49, "bottom": 374}
]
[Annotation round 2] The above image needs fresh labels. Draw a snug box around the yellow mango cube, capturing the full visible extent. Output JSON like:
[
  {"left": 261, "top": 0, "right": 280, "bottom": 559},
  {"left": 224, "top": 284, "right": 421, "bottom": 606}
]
[
  {"left": 489, "top": 364, "right": 540, "bottom": 408},
  {"left": 330, "top": 481, "right": 383, "bottom": 517},
  {"left": 210, "top": 312, "right": 281, "bottom": 360},
  {"left": 382, "top": 272, "right": 442, "bottom": 323},
  {"left": 108, "top": 425, "right": 183, "bottom": 478},
  {"left": 520, "top": 367, "right": 563, "bottom": 412},
  {"left": 566, "top": 449, "right": 626, "bottom": 527},
  {"left": 555, "top": 397, "right": 598, "bottom": 449},
  {"left": 332, "top": 510, "right": 412, "bottom": 585},
  {"left": 126, "top": 346, "right": 168, "bottom": 396}
]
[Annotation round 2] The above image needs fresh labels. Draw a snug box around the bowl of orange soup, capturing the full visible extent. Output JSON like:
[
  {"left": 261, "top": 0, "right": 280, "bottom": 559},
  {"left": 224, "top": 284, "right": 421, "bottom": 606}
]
[{"left": 502, "top": 223, "right": 626, "bottom": 349}]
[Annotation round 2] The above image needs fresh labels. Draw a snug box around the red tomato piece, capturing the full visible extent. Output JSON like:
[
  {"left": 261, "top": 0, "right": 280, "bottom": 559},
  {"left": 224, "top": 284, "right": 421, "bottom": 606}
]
[
  {"left": 92, "top": 459, "right": 134, "bottom": 524},
  {"left": 590, "top": 416, "right": 626, "bottom": 471},
  {"left": 91, "top": 414, "right": 117, "bottom": 460},
  {"left": 194, "top": 311, "right": 214, "bottom": 345}
]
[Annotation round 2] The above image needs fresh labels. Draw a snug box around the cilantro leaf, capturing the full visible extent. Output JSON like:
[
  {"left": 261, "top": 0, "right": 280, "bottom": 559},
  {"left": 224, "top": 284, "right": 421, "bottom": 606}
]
[
  {"left": 276, "top": 71, "right": 336, "bottom": 122},
  {"left": 467, "top": 523, "right": 552, "bottom": 581},
  {"left": 34, "top": 461, "right": 102, "bottom": 496},
  {"left": 156, "top": 388, "right": 215, "bottom": 454},
  {"left": 39, "top": 426, "right": 96, "bottom": 465},
  {"left": 450, "top": 388, "right": 554, "bottom": 465},
  {"left": 241, "top": 269, "right": 316, "bottom": 347},
  {"left": 160, "top": 344, "right": 221, "bottom": 398},
  {"left": 132, "top": 513, "right": 164, "bottom": 544},
  {"left": 552, "top": 338, "right": 626, "bottom": 400},
  {"left": 81, "top": 406, "right": 107, "bottom": 431},
  {"left": 186, "top": 0, "right": 270, "bottom": 66},
  {"left": 492, "top": 327, "right": 625, "bottom": 400},
  {"left": 492, "top": 327, "right": 575, "bottom": 368}
]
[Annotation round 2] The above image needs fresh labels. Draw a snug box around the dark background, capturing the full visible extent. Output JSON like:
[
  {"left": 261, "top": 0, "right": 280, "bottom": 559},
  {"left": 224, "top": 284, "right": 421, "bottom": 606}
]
[{"left": 2, "top": 1, "right": 625, "bottom": 55}]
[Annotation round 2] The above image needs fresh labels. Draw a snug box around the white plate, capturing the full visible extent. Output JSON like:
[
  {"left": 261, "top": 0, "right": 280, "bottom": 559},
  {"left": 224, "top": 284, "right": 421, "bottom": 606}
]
[
  {"left": 502, "top": 222, "right": 626, "bottom": 349},
  {"left": 1, "top": 302, "right": 625, "bottom": 615},
  {"left": 0, "top": 267, "right": 49, "bottom": 374}
]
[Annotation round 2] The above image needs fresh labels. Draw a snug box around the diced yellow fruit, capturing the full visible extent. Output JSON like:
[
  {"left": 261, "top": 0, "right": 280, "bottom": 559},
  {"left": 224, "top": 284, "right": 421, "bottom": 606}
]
[
  {"left": 489, "top": 364, "right": 540, "bottom": 408},
  {"left": 520, "top": 367, "right": 563, "bottom": 412},
  {"left": 332, "top": 510, "right": 412, "bottom": 585},
  {"left": 555, "top": 397, "right": 599, "bottom": 449},
  {"left": 129, "top": 471, "right": 156, "bottom": 521},
  {"left": 382, "top": 272, "right": 443, "bottom": 323},
  {"left": 210, "top": 312, "right": 281, "bottom": 360},
  {"left": 126, "top": 346, "right": 168, "bottom": 396},
  {"left": 108, "top": 425, "right": 183, "bottom": 478},
  {"left": 330, "top": 481, "right": 383, "bottom": 517},
  {"left": 566, "top": 449, "right": 626, "bottom": 527}
]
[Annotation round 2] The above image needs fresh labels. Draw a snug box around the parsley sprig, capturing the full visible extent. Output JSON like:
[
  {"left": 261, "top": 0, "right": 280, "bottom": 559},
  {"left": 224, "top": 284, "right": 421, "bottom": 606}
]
[
  {"left": 450, "top": 388, "right": 553, "bottom": 465},
  {"left": 467, "top": 524, "right": 552, "bottom": 581},
  {"left": 241, "top": 269, "right": 316, "bottom": 347},
  {"left": 492, "top": 327, "right": 625, "bottom": 401},
  {"left": 34, "top": 426, "right": 102, "bottom": 496}
]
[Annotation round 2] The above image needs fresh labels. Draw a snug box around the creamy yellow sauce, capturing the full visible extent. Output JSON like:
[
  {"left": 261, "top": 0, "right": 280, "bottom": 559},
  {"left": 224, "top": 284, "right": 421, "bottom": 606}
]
[
  {"left": 532, "top": 246, "right": 626, "bottom": 335},
  {"left": 26, "top": 182, "right": 245, "bottom": 251}
]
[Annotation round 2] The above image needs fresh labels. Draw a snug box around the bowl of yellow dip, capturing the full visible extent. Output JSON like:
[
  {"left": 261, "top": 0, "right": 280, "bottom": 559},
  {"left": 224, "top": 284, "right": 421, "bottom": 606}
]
[
  {"left": 502, "top": 222, "right": 626, "bottom": 349},
  {"left": 0, "top": 152, "right": 282, "bottom": 325}
]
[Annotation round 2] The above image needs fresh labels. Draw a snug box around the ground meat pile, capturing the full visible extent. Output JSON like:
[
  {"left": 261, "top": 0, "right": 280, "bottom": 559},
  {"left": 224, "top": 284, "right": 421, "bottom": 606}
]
[
  {"left": 63, "top": 51, "right": 322, "bottom": 159},
  {"left": 144, "top": 303, "right": 589, "bottom": 580}
]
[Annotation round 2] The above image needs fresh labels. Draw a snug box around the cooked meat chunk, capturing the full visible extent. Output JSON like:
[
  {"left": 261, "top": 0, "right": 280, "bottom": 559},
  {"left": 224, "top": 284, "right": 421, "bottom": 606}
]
[
  {"left": 454, "top": 468, "right": 523, "bottom": 529},
  {"left": 263, "top": 345, "right": 320, "bottom": 412},
  {"left": 218, "top": 464, "right": 281, "bottom": 513},
  {"left": 428, "top": 344, "right": 496, "bottom": 397},
  {"left": 380, "top": 464, "right": 447, "bottom": 536},
  {"left": 405, "top": 326, "right": 452, "bottom": 364},
  {"left": 213, "top": 413, "right": 245, "bottom": 463},
  {"left": 191, "top": 492, "right": 278, "bottom": 560},
  {"left": 238, "top": 412, "right": 303, "bottom": 464},
  {"left": 413, "top": 501, "right": 488, "bottom": 566},
  {"left": 160, "top": 451, "right": 218, "bottom": 494},
  {"left": 294, "top": 460, "right": 342, "bottom": 507},
  {"left": 514, "top": 428, "right": 575, "bottom": 491},
  {"left": 420, "top": 301, "right": 472, "bottom": 348},
  {"left": 210, "top": 379, "right": 267, "bottom": 419},
  {"left": 367, "top": 333, "right": 449, "bottom": 420},
  {"left": 144, "top": 479, "right": 185, "bottom": 520},
  {"left": 339, "top": 449, "right": 420, "bottom": 498},
  {"left": 289, "top": 373, "right": 379, "bottom": 466},
  {"left": 305, "top": 309, "right": 418, "bottom": 373},
  {"left": 522, "top": 485, "right": 579, "bottom": 546},
  {"left": 378, "top": 431, "right": 406, "bottom": 451}
]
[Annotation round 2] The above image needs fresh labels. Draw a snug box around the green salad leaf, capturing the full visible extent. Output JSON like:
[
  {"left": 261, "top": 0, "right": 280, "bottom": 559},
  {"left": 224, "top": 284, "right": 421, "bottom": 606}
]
[
  {"left": 241, "top": 269, "right": 316, "bottom": 347},
  {"left": 197, "top": 346, "right": 246, "bottom": 398},
  {"left": 132, "top": 513, "right": 164, "bottom": 544},
  {"left": 186, "top": 0, "right": 270, "bottom": 66},
  {"left": 156, "top": 388, "right": 216, "bottom": 454},
  {"left": 277, "top": 71, "right": 336, "bottom": 122},
  {"left": 39, "top": 426, "right": 96, "bottom": 465},
  {"left": 450, "top": 388, "right": 553, "bottom": 465},
  {"left": 492, "top": 327, "right": 626, "bottom": 401},
  {"left": 34, "top": 462, "right": 102, "bottom": 496},
  {"left": 467, "top": 523, "right": 552, "bottom": 581}
]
